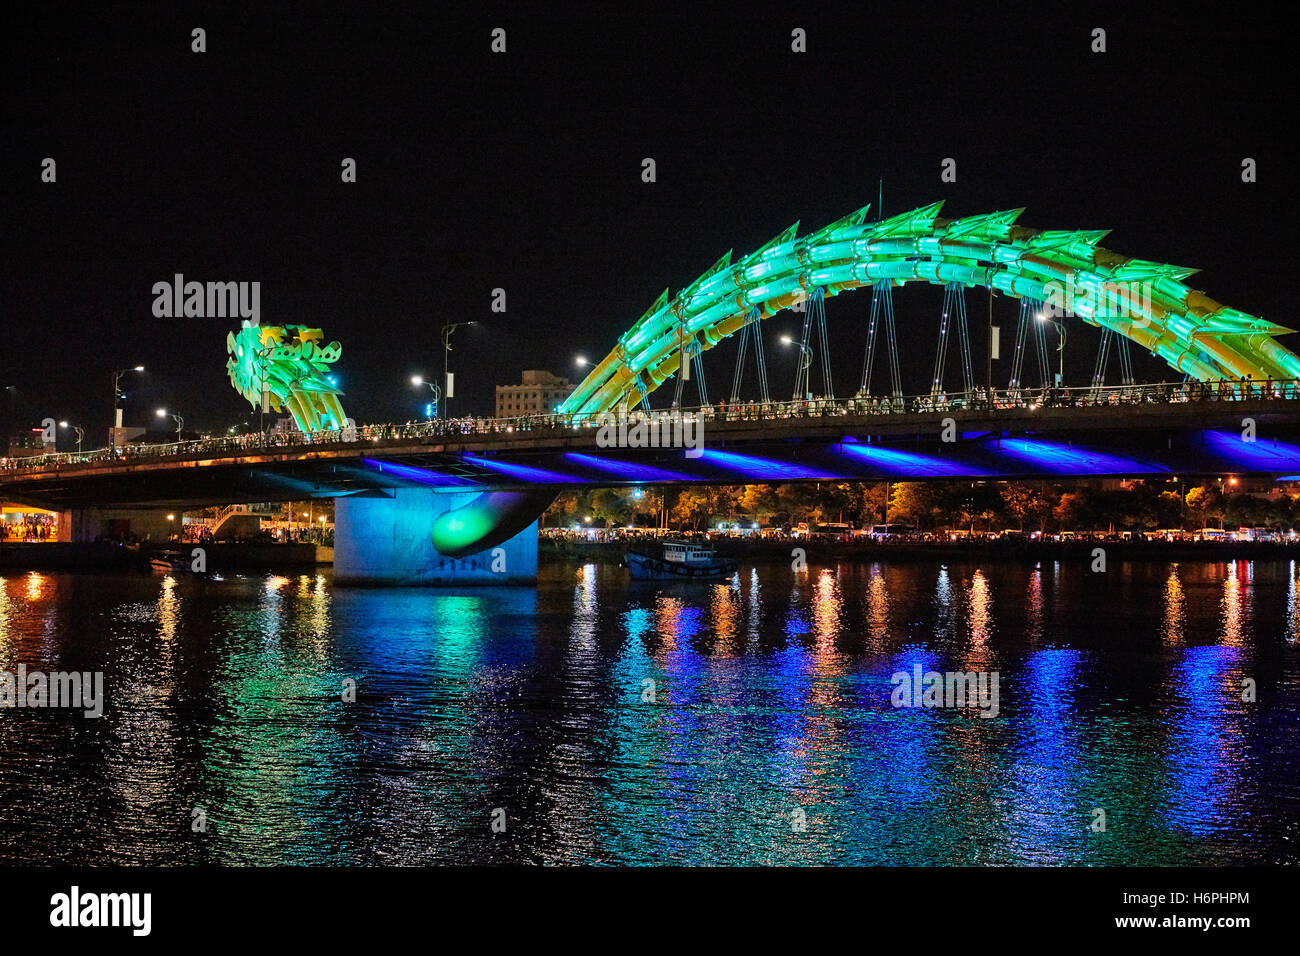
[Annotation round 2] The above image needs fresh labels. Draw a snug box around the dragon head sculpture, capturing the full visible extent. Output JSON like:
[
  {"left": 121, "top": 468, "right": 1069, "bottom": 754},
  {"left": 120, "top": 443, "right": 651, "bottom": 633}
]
[{"left": 226, "top": 321, "right": 348, "bottom": 431}]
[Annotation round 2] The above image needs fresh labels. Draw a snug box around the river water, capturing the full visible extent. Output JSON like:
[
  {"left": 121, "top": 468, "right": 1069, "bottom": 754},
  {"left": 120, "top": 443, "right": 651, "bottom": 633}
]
[{"left": 1, "top": 558, "right": 1297, "bottom": 865}]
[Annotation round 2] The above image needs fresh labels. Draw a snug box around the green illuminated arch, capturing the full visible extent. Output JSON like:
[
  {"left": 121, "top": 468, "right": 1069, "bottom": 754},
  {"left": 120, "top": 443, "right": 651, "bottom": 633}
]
[{"left": 560, "top": 202, "right": 1299, "bottom": 415}]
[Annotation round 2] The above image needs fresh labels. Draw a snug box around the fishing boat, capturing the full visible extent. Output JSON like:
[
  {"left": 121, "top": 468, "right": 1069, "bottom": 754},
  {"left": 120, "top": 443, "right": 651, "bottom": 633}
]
[{"left": 625, "top": 540, "right": 736, "bottom": 580}]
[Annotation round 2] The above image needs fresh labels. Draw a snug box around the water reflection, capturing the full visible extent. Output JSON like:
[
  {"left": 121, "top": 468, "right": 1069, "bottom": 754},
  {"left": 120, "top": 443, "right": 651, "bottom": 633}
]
[
  {"left": 1162, "top": 565, "right": 1185, "bottom": 645},
  {"left": 1289, "top": 561, "right": 1300, "bottom": 643},
  {"left": 933, "top": 565, "right": 956, "bottom": 642},
  {"left": 863, "top": 563, "right": 891, "bottom": 651},
  {"left": 811, "top": 570, "right": 842, "bottom": 653},
  {"left": 708, "top": 580, "right": 742, "bottom": 652},
  {"left": 967, "top": 569, "right": 993, "bottom": 657},
  {"left": 1025, "top": 565, "right": 1045, "bottom": 644},
  {"left": 1220, "top": 561, "right": 1252, "bottom": 646},
  {"left": 0, "top": 577, "right": 13, "bottom": 651},
  {"left": 0, "top": 559, "right": 1295, "bottom": 866},
  {"left": 1165, "top": 645, "right": 1247, "bottom": 837},
  {"left": 1005, "top": 649, "right": 1084, "bottom": 864}
]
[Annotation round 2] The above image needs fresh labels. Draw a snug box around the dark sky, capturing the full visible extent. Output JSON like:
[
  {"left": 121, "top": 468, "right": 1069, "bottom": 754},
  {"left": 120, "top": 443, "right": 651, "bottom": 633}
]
[{"left": 3, "top": 2, "right": 1292, "bottom": 446}]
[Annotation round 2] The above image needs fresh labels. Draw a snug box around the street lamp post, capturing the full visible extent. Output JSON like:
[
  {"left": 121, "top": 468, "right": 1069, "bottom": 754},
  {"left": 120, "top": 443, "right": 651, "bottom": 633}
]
[
  {"left": 3, "top": 385, "right": 15, "bottom": 443},
  {"left": 111, "top": 365, "right": 145, "bottom": 449},
  {"left": 411, "top": 376, "right": 441, "bottom": 419},
  {"left": 57, "top": 421, "right": 86, "bottom": 454},
  {"left": 1036, "top": 313, "right": 1066, "bottom": 390},
  {"left": 441, "top": 321, "right": 477, "bottom": 418},
  {"left": 254, "top": 346, "right": 277, "bottom": 434},
  {"left": 780, "top": 335, "right": 813, "bottom": 401},
  {"left": 157, "top": 408, "right": 184, "bottom": 442}
]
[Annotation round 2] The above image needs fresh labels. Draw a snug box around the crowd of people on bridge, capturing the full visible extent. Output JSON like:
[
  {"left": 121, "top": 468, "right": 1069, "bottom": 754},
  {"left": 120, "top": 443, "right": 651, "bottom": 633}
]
[{"left": 4, "top": 375, "right": 1297, "bottom": 474}]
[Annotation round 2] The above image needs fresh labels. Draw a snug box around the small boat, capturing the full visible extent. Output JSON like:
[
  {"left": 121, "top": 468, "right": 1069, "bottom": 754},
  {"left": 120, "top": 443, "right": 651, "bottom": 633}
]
[
  {"left": 626, "top": 540, "right": 736, "bottom": 581},
  {"left": 148, "top": 550, "right": 189, "bottom": 573}
]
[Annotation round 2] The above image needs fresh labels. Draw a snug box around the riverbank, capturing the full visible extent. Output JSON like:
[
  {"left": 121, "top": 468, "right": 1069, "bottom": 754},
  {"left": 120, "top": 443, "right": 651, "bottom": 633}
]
[
  {"left": 0, "top": 542, "right": 333, "bottom": 571},
  {"left": 541, "top": 536, "right": 1300, "bottom": 565}
]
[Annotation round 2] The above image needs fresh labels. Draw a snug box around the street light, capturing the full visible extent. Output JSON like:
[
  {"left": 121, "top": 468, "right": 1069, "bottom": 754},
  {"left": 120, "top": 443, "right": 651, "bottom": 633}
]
[
  {"left": 156, "top": 407, "right": 184, "bottom": 441},
  {"left": 1036, "top": 313, "right": 1066, "bottom": 388},
  {"left": 59, "top": 421, "right": 85, "bottom": 453},
  {"left": 441, "top": 321, "right": 478, "bottom": 418},
  {"left": 780, "top": 335, "right": 813, "bottom": 400},
  {"left": 575, "top": 356, "right": 588, "bottom": 368},
  {"left": 254, "top": 345, "right": 276, "bottom": 433},
  {"left": 411, "top": 375, "right": 441, "bottom": 419},
  {"left": 111, "top": 365, "right": 145, "bottom": 448},
  {"left": 2, "top": 385, "right": 15, "bottom": 453}
]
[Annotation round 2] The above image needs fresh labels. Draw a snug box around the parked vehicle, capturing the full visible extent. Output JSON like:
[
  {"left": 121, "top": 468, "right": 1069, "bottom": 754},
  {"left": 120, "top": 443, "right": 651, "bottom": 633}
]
[{"left": 867, "top": 523, "right": 916, "bottom": 539}]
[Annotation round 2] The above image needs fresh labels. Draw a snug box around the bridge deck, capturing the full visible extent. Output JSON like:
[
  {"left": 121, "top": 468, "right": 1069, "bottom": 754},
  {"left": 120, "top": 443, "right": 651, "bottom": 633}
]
[{"left": 4, "top": 399, "right": 1299, "bottom": 510}]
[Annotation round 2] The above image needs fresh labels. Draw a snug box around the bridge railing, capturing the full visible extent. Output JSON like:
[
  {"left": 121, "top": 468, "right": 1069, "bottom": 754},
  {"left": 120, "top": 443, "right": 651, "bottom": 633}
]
[{"left": 4, "top": 378, "right": 1298, "bottom": 476}]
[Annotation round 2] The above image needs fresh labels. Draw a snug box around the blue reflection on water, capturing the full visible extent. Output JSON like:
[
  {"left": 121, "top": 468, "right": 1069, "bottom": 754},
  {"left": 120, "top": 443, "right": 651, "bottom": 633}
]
[
  {"left": 1005, "top": 649, "right": 1084, "bottom": 863},
  {"left": 881, "top": 649, "right": 945, "bottom": 809},
  {"left": 1165, "top": 644, "right": 1243, "bottom": 837},
  {"left": 0, "top": 558, "right": 1296, "bottom": 866}
]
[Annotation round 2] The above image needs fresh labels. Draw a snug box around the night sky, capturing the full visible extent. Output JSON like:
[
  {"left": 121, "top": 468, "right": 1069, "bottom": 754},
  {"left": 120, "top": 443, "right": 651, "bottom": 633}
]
[{"left": 3, "top": 3, "right": 1292, "bottom": 446}]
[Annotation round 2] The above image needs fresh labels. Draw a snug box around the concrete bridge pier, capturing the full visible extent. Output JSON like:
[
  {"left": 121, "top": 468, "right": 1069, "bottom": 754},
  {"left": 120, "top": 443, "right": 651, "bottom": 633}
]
[
  {"left": 62, "top": 506, "right": 178, "bottom": 543},
  {"left": 333, "top": 486, "right": 550, "bottom": 586}
]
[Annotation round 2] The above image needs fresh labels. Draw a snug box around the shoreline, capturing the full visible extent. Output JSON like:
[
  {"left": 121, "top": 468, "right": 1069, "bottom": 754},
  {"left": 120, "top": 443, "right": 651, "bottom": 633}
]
[
  {"left": 541, "top": 536, "right": 1300, "bottom": 565},
  {"left": 2, "top": 538, "right": 1294, "bottom": 575},
  {"left": 0, "top": 542, "right": 332, "bottom": 572}
]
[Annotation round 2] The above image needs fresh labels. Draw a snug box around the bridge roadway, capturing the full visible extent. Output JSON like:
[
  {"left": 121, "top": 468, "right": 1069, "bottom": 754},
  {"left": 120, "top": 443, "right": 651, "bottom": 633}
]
[{"left": 4, "top": 392, "right": 1300, "bottom": 511}]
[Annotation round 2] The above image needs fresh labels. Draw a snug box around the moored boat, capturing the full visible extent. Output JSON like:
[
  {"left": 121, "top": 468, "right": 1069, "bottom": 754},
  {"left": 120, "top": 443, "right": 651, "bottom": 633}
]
[
  {"left": 625, "top": 540, "right": 736, "bottom": 580},
  {"left": 148, "top": 550, "right": 189, "bottom": 573}
]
